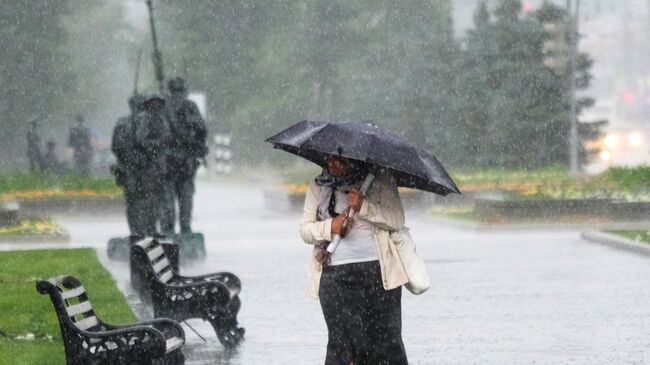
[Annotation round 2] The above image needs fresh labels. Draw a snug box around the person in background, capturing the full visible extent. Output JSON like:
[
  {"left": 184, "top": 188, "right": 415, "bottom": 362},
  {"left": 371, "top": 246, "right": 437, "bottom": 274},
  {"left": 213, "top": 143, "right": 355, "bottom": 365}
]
[
  {"left": 42, "top": 140, "right": 63, "bottom": 175},
  {"left": 26, "top": 118, "right": 42, "bottom": 172},
  {"left": 68, "top": 114, "right": 93, "bottom": 175}
]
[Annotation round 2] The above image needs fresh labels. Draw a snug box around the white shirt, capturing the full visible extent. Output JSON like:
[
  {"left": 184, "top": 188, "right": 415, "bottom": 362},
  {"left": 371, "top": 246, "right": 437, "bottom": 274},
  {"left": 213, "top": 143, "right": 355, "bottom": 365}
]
[{"left": 328, "top": 190, "right": 379, "bottom": 266}]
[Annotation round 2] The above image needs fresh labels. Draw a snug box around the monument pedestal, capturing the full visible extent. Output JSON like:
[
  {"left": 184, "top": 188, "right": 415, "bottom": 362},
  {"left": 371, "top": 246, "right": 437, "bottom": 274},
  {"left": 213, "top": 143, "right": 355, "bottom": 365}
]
[
  {"left": 107, "top": 236, "right": 132, "bottom": 261},
  {"left": 172, "top": 232, "right": 206, "bottom": 260},
  {"left": 107, "top": 233, "right": 205, "bottom": 261}
]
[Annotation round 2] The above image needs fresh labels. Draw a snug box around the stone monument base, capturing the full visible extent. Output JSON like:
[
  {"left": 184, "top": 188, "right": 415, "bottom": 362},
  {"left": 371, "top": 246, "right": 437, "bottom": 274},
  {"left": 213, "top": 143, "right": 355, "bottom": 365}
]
[
  {"left": 107, "top": 233, "right": 205, "bottom": 261},
  {"left": 107, "top": 236, "right": 132, "bottom": 261},
  {"left": 172, "top": 232, "right": 206, "bottom": 260}
]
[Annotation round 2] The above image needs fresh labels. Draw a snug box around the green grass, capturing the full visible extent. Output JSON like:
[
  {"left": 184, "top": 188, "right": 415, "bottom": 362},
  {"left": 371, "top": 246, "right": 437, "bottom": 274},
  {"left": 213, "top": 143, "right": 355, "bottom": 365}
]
[
  {"left": 0, "top": 248, "right": 135, "bottom": 364},
  {"left": 597, "top": 166, "right": 650, "bottom": 192},
  {"left": 0, "top": 171, "right": 119, "bottom": 195},
  {"left": 452, "top": 166, "right": 650, "bottom": 201},
  {"left": 609, "top": 230, "right": 650, "bottom": 244},
  {"left": 450, "top": 165, "right": 572, "bottom": 185}
]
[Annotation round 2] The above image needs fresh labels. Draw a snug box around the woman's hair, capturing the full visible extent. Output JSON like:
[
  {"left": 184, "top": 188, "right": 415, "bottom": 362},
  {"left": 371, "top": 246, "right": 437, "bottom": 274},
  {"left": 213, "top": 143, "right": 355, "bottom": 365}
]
[{"left": 326, "top": 154, "right": 368, "bottom": 175}]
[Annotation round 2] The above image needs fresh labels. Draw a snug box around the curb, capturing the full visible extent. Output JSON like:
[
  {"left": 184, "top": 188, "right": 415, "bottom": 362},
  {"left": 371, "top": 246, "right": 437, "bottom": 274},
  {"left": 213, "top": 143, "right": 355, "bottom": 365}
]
[
  {"left": 581, "top": 230, "right": 650, "bottom": 257},
  {"left": 430, "top": 215, "right": 650, "bottom": 232}
]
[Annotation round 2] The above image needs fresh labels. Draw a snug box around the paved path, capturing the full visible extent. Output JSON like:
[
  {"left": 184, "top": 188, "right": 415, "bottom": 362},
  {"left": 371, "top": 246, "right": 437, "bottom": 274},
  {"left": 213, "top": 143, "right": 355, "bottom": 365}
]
[{"left": 9, "top": 180, "right": 650, "bottom": 364}]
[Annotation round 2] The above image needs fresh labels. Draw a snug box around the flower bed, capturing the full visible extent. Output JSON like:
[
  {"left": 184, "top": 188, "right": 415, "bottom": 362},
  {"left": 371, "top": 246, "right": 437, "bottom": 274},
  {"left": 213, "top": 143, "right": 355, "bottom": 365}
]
[
  {"left": 281, "top": 182, "right": 418, "bottom": 194},
  {"left": 1, "top": 188, "right": 120, "bottom": 201},
  {"left": 0, "top": 218, "right": 69, "bottom": 242},
  {"left": 0, "top": 172, "right": 121, "bottom": 201},
  {"left": 0, "top": 173, "right": 123, "bottom": 216},
  {"left": 0, "top": 172, "right": 121, "bottom": 198}
]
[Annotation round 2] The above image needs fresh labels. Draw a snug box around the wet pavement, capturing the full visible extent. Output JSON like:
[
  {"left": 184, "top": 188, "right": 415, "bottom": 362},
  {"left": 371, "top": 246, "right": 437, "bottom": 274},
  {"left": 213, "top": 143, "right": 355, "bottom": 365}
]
[{"left": 5, "top": 180, "right": 650, "bottom": 364}]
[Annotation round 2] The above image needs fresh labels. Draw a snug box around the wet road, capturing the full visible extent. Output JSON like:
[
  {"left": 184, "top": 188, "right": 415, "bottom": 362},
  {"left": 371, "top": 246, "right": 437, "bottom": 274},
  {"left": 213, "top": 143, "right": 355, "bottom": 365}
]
[{"left": 14, "top": 180, "right": 650, "bottom": 364}]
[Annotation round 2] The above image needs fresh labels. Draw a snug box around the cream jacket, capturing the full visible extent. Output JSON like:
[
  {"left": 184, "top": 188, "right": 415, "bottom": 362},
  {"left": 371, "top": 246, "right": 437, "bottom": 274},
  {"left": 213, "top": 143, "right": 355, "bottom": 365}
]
[{"left": 299, "top": 170, "right": 409, "bottom": 299}]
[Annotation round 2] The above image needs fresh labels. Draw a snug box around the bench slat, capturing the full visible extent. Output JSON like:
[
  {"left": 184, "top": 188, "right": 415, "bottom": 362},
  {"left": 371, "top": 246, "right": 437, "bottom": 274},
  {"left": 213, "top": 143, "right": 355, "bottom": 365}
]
[
  {"left": 153, "top": 258, "right": 170, "bottom": 274},
  {"left": 147, "top": 246, "right": 165, "bottom": 261},
  {"left": 159, "top": 270, "right": 173, "bottom": 284},
  {"left": 61, "top": 286, "right": 85, "bottom": 300},
  {"left": 136, "top": 238, "right": 155, "bottom": 250},
  {"left": 74, "top": 315, "right": 100, "bottom": 331},
  {"left": 67, "top": 301, "right": 93, "bottom": 317},
  {"left": 165, "top": 336, "right": 184, "bottom": 353}
]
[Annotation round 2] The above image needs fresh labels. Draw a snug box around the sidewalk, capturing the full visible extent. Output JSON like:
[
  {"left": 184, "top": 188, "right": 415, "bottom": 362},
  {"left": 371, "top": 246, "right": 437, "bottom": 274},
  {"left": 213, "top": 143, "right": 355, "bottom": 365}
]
[{"left": 7, "top": 181, "right": 650, "bottom": 364}]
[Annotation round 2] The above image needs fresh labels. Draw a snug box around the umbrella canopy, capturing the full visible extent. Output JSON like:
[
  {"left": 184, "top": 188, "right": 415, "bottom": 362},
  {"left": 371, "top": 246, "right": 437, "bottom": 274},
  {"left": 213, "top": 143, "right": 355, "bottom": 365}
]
[{"left": 266, "top": 120, "right": 460, "bottom": 196}]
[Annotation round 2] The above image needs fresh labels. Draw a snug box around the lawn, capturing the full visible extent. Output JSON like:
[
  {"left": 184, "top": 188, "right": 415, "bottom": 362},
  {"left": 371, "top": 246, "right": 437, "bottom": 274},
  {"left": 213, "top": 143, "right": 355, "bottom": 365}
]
[{"left": 0, "top": 248, "right": 135, "bottom": 364}]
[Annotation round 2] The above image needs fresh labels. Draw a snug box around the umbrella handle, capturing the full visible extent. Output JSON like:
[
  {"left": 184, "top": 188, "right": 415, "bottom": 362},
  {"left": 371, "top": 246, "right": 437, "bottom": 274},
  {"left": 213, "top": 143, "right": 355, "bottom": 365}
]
[{"left": 326, "top": 173, "right": 375, "bottom": 254}]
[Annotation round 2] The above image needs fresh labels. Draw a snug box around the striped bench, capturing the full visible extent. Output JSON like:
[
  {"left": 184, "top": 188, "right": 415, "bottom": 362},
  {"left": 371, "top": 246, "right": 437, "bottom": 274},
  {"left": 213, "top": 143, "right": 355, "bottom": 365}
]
[
  {"left": 37, "top": 275, "right": 185, "bottom": 365},
  {"left": 131, "top": 237, "right": 245, "bottom": 348}
]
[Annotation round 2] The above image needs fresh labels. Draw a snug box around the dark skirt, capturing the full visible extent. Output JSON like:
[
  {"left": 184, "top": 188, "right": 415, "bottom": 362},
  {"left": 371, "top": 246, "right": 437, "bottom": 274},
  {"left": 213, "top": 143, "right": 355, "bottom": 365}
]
[{"left": 319, "top": 260, "right": 408, "bottom": 365}]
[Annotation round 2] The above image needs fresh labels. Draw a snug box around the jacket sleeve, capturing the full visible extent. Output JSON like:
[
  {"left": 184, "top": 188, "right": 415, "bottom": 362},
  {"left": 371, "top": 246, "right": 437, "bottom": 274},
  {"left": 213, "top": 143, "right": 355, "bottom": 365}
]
[
  {"left": 356, "top": 171, "right": 405, "bottom": 232},
  {"left": 299, "top": 181, "right": 332, "bottom": 245}
]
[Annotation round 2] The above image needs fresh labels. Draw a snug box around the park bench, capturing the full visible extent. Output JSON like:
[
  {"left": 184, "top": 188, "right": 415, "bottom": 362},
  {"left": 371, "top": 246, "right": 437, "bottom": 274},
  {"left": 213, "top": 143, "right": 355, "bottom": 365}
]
[
  {"left": 130, "top": 236, "right": 180, "bottom": 294},
  {"left": 130, "top": 237, "right": 245, "bottom": 348},
  {"left": 37, "top": 275, "right": 185, "bottom": 365}
]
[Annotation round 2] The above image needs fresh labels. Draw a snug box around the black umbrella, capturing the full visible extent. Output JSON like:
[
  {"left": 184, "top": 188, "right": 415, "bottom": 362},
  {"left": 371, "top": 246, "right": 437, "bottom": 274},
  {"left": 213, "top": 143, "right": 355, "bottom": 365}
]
[{"left": 266, "top": 120, "right": 460, "bottom": 196}]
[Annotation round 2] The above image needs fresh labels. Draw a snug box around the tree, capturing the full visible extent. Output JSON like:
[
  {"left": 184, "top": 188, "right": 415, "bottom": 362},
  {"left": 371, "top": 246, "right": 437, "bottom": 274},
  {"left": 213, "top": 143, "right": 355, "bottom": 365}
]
[
  {"left": 456, "top": 0, "right": 498, "bottom": 167},
  {"left": 0, "top": 1, "right": 75, "bottom": 168},
  {"left": 348, "top": 1, "right": 462, "bottom": 157},
  {"left": 458, "top": 0, "right": 603, "bottom": 169},
  {"left": 534, "top": 1, "right": 604, "bottom": 166}
]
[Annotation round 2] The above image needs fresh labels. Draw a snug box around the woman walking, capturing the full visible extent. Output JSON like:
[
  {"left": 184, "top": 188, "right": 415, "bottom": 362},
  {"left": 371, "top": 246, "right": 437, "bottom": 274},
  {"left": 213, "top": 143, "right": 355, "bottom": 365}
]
[{"left": 300, "top": 154, "right": 409, "bottom": 365}]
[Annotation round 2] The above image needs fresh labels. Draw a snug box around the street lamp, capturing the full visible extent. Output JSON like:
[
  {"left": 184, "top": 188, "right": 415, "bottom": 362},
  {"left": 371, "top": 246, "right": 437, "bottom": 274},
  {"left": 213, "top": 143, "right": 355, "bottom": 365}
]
[
  {"left": 600, "top": 150, "right": 611, "bottom": 161},
  {"left": 603, "top": 134, "right": 618, "bottom": 149},
  {"left": 628, "top": 132, "right": 643, "bottom": 147}
]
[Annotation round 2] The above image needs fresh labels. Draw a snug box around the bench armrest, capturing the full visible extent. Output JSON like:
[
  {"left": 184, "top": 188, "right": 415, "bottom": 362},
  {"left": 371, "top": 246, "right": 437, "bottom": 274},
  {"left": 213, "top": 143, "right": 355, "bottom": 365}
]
[
  {"left": 75, "top": 325, "right": 168, "bottom": 355},
  {"left": 164, "top": 281, "right": 231, "bottom": 302},
  {"left": 174, "top": 272, "right": 241, "bottom": 297},
  {"left": 103, "top": 318, "right": 185, "bottom": 340}
]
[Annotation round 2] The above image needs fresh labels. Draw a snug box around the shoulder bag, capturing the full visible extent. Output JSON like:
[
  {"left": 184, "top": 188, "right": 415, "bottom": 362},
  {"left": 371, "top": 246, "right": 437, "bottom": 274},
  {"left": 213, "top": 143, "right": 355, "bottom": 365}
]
[{"left": 391, "top": 227, "right": 430, "bottom": 295}]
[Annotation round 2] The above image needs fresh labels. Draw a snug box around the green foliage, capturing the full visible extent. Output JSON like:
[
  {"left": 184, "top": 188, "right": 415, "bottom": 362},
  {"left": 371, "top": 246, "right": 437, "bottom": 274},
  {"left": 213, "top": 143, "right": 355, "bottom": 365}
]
[
  {"left": 598, "top": 166, "right": 650, "bottom": 192},
  {"left": 453, "top": 165, "right": 650, "bottom": 200},
  {"left": 0, "top": 2, "right": 74, "bottom": 164},
  {"left": 0, "top": 1, "right": 135, "bottom": 169},
  {"left": 455, "top": 0, "right": 603, "bottom": 169},
  {"left": 451, "top": 165, "right": 571, "bottom": 185},
  {"left": 609, "top": 230, "right": 650, "bottom": 244},
  {"left": 1, "top": 0, "right": 604, "bottom": 173},
  {"left": 155, "top": 0, "right": 461, "bottom": 164},
  {"left": 0, "top": 248, "right": 135, "bottom": 364},
  {"left": 0, "top": 172, "right": 119, "bottom": 194}
]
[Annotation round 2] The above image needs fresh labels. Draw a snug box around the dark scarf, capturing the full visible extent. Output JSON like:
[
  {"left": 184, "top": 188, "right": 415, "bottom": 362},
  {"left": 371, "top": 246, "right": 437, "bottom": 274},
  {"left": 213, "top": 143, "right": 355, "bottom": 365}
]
[{"left": 315, "top": 167, "right": 367, "bottom": 221}]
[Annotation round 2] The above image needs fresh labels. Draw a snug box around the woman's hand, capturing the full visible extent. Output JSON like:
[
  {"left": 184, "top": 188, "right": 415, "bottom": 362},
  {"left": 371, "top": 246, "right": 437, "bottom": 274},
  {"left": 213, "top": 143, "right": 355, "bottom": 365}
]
[
  {"left": 315, "top": 246, "right": 330, "bottom": 266},
  {"left": 347, "top": 186, "right": 363, "bottom": 212},
  {"left": 331, "top": 207, "right": 352, "bottom": 236}
]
